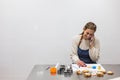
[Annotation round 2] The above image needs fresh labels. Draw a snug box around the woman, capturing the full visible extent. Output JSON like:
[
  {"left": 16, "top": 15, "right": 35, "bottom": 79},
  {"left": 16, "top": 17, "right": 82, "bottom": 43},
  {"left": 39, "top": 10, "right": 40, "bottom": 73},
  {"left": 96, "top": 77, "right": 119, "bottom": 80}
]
[{"left": 70, "top": 22, "right": 100, "bottom": 67}]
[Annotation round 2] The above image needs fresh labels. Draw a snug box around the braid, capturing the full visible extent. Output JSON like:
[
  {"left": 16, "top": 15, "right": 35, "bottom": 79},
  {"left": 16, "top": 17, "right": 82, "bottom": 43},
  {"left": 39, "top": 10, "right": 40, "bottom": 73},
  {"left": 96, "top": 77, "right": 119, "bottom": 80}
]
[{"left": 78, "top": 32, "right": 84, "bottom": 47}]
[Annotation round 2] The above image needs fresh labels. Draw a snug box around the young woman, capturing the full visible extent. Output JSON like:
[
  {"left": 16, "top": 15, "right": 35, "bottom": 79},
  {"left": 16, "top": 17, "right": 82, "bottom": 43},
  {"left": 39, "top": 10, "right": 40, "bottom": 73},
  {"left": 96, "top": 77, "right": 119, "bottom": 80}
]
[{"left": 70, "top": 22, "right": 100, "bottom": 67}]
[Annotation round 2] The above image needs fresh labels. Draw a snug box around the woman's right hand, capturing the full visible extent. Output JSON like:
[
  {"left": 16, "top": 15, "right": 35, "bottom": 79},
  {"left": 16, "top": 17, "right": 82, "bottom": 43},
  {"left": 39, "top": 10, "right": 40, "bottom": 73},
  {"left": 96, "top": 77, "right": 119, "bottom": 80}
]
[{"left": 76, "top": 60, "right": 87, "bottom": 67}]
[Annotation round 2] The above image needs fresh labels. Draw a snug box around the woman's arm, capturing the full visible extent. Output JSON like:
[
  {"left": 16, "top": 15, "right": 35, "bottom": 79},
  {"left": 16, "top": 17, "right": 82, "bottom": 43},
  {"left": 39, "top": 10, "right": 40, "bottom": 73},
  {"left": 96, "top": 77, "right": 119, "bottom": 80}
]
[{"left": 89, "top": 38, "right": 100, "bottom": 62}]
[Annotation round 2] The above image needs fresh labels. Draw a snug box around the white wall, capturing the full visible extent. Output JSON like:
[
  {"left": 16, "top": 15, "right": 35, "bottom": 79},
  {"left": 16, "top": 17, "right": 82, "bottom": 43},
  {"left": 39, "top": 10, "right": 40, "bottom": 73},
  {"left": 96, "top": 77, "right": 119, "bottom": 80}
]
[{"left": 0, "top": 0, "right": 120, "bottom": 80}]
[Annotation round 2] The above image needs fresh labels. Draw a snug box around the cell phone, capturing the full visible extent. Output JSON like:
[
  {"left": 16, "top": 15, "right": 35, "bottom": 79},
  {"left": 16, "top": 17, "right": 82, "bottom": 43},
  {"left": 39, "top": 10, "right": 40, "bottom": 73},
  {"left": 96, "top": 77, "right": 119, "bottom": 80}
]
[
  {"left": 88, "top": 37, "right": 92, "bottom": 40},
  {"left": 89, "top": 35, "right": 94, "bottom": 41}
]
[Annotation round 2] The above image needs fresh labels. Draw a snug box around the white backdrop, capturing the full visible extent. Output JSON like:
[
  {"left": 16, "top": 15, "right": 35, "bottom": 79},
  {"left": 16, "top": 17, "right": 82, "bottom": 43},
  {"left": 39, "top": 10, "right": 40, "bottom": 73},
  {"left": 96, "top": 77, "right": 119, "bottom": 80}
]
[{"left": 0, "top": 0, "right": 120, "bottom": 80}]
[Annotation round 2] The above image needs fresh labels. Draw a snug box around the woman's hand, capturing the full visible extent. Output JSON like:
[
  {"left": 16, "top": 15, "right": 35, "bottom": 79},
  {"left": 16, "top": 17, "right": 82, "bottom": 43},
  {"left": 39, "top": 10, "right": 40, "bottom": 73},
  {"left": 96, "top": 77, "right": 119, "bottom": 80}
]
[
  {"left": 76, "top": 60, "right": 86, "bottom": 67},
  {"left": 89, "top": 36, "right": 95, "bottom": 48}
]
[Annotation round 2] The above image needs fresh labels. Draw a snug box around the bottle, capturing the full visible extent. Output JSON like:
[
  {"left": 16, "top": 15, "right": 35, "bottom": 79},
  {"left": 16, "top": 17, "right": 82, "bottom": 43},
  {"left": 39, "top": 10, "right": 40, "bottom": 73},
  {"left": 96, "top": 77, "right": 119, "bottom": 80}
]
[{"left": 50, "top": 63, "right": 59, "bottom": 75}]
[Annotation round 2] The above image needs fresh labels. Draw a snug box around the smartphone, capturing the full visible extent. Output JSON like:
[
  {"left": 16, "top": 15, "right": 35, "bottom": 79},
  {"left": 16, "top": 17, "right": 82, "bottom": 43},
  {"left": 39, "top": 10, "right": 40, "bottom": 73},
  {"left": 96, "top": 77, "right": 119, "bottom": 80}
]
[
  {"left": 88, "top": 37, "right": 92, "bottom": 40},
  {"left": 89, "top": 35, "right": 94, "bottom": 41}
]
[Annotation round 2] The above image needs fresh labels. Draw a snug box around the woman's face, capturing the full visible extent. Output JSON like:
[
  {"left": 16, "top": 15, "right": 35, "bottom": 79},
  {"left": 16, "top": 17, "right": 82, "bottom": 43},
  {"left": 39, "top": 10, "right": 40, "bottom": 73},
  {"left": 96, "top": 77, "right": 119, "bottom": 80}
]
[{"left": 83, "top": 29, "right": 95, "bottom": 40}]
